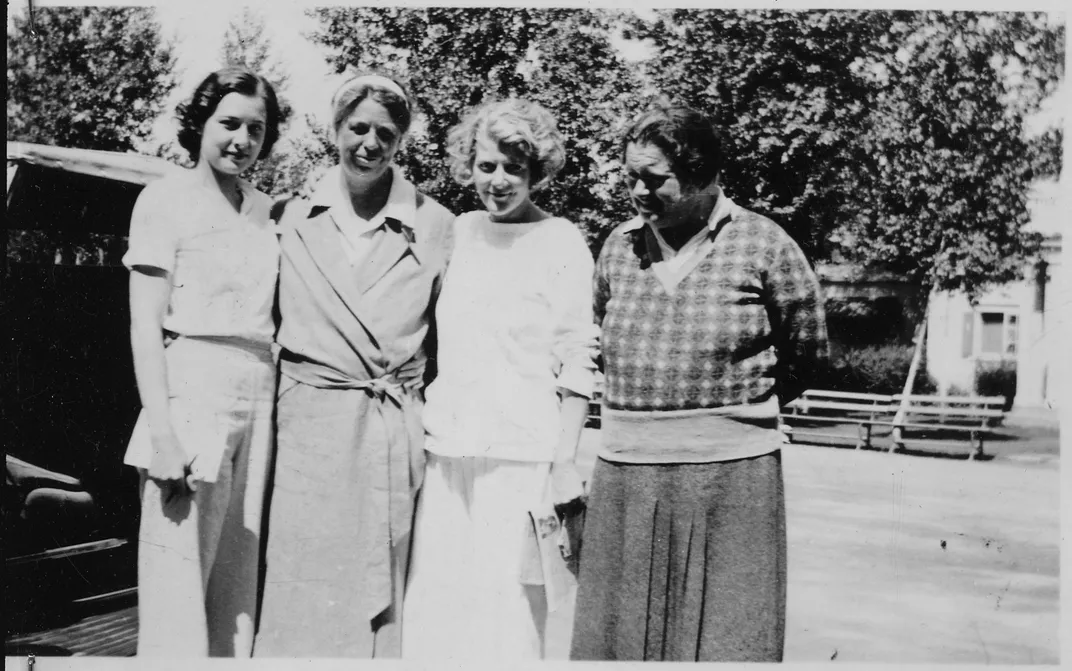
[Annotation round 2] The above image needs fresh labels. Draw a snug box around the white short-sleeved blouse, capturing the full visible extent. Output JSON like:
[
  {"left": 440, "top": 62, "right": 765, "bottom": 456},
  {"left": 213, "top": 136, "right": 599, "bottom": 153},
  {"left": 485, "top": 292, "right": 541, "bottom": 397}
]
[{"left": 123, "top": 172, "right": 279, "bottom": 345}]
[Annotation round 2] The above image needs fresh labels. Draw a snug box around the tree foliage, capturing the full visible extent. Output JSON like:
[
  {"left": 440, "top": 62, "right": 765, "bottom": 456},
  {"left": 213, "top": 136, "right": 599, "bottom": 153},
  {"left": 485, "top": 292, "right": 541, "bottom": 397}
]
[
  {"left": 220, "top": 7, "right": 293, "bottom": 125},
  {"left": 850, "top": 12, "right": 1062, "bottom": 297},
  {"left": 7, "top": 7, "right": 176, "bottom": 152},
  {"left": 303, "top": 9, "right": 1062, "bottom": 296},
  {"left": 627, "top": 10, "right": 1064, "bottom": 297},
  {"left": 307, "top": 7, "right": 643, "bottom": 250},
  {"left": 203, "top": 7, "right": 340, "bottom": 198},
  {"left": 625, "top": 10, "right": 895, "bottom": 260}
]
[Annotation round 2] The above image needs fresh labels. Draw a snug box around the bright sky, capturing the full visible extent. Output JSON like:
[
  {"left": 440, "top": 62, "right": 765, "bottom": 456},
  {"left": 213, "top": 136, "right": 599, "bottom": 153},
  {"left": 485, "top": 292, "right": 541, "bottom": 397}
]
[{"left": 151, "top": 2, "right": 342, "bottom": 145}]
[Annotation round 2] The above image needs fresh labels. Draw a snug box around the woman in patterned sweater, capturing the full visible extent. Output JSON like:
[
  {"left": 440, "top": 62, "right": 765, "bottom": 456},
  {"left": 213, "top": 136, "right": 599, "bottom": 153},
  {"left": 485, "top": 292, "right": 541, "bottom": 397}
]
[{"left": 571, "top": 101, "right": 829, "bottom": 662}]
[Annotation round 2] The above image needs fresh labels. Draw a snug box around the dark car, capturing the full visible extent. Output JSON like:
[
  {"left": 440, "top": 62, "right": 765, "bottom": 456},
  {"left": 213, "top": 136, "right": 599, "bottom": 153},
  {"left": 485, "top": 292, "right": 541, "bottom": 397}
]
[{"left": 4, "top": 142, "right": 178, "bottom": 655}]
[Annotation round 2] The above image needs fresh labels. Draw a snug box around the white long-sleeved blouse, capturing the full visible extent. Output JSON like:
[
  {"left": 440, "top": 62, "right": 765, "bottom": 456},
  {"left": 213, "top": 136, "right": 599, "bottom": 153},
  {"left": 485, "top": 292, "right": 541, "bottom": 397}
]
[{"left": 422, "top": 211, "right": 598, "bottom": 463}]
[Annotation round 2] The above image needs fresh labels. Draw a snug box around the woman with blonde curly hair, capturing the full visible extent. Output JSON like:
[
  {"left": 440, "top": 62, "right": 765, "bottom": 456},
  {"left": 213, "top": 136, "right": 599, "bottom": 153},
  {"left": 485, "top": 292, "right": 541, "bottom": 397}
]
[{"left": 402, "top": 98, "right": 598, "bottom": 660}]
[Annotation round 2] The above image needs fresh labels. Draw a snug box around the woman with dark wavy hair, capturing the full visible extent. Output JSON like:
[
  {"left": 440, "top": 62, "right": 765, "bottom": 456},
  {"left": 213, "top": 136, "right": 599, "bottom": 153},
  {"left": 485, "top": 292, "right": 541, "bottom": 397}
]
[
  {"left": 123, "top": 67, "right": 281, "bottom": 657},
  {"left": 570, "top": 101, "right": 828, "bottom": 662}
]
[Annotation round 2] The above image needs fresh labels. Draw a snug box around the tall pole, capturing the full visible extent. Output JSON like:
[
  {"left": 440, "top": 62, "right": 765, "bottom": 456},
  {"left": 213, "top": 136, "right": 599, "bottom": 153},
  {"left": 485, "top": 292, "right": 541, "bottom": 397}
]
[{"left": 891, "top": 289, "right": 931, "bottom": 450}]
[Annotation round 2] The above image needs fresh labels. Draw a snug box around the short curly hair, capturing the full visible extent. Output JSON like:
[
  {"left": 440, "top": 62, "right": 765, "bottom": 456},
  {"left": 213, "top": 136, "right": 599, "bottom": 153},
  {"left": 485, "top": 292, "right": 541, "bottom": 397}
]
[
  {"left": 621, "top": 100, "right": 724, "bottom": 189},
  {"left": 330, "top": 73, "right": 413, "bottom": 136},
  {"left": 446, "top": 98, "right": 566, "bottom": 191},
  {"left": 176, "top": 67, "right": 281, "bottom": 162}
]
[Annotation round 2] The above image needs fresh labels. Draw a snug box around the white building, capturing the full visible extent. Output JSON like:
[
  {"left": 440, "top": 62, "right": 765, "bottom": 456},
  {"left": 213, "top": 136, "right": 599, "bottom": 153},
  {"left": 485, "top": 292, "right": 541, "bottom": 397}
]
[{"left": 926, "top": 180, "right": 1065, "bottom": 409}]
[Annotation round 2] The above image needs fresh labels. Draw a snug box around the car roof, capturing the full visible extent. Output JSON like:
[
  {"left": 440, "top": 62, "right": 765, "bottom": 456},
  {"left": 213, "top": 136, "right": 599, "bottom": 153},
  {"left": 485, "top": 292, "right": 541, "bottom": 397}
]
[{"left": 6, "top": 141, "right": 180, "bottom": 187}]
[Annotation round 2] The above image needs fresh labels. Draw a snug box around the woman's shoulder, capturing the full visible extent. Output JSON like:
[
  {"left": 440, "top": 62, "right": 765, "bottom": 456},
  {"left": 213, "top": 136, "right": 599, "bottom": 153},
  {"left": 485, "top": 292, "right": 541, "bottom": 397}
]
[
  {"left": 412, "top": 189, "right": 456, "bottom": 248},
  {"left": 536, "top": 215, "right": 589, "bottom": 245},
  {"left": 725, "top": 206, "right": 797, "bottom": 247},
  {"left": 600, "top": 217, "right": 644, "bottom": 247},
  {"left": 414, "top": 189, "right": 456, "bottom": 224},
  {"left": 135, "top": 172, "right": 193, "bottom": 206},
  {"left": 271, "top": 195, "right": 316, "bottom": 230},
  {"left": 130, "top": 172, "right": 197, "bottom": 224}
]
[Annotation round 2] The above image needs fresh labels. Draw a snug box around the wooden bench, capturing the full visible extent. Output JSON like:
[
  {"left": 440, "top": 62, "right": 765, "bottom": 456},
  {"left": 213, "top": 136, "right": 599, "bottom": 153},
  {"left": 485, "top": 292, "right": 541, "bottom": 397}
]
[
  {"left": 780, "top": 390, "right": 896, "bottom": 449},
  {"left": 887, "top": 394, "right": 1006, "bottom": 459}
]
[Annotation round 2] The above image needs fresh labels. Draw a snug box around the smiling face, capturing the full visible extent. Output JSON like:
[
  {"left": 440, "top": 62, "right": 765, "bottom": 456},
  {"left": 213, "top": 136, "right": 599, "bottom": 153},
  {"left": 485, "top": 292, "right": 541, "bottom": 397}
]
[
  {"left": 623, "top": 142, "right": 708, "bottom": 230},
  {"left": 472, "top": 133, "right": 534, "bottom": 223},
  {"left": 336, "top": 97, "right": 402, "bottom": 187},
  {"left": 199, "top": 92, "right": 268, "bottom": 176}
]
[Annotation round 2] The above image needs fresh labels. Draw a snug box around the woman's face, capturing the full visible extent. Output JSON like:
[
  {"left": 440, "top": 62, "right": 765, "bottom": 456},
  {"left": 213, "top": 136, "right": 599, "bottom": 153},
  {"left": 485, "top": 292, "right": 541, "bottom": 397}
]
[
  {"left": 623, "top": 142, "right": 703, "bottom": 230},
  {"left": 199, "top": 92, "right": 267, "bottom": 176},
  {"left": 472, "top": 133, "right": 533, "bottom": 223},
  {"left": 336, "top": 97, "right": 402, "bottom": 185}
]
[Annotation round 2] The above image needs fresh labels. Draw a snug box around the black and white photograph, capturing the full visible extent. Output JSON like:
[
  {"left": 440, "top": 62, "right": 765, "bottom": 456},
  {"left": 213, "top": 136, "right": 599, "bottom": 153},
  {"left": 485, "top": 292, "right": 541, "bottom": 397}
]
[{"left": 4, "top": 0, "right": 1067, "bottom": 665}]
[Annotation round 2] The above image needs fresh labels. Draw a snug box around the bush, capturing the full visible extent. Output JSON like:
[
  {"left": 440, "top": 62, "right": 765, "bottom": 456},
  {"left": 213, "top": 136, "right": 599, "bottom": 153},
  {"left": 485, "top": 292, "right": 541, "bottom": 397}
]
[
  {"left": 824, "top": 297, "right": 910, "bottom": 347},
  {"left": 974, "top": 360, "right": 1017, "bottom": 410},
  {"left": 818, "top": 344, "right": 937, "bottom": 395}
]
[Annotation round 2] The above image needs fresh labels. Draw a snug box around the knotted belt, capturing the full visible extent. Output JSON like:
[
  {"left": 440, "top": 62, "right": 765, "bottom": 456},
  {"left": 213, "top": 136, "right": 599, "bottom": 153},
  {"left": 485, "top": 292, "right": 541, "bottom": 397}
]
[{"left": 279, "top": 351, "right": 426, "bottom": 623}]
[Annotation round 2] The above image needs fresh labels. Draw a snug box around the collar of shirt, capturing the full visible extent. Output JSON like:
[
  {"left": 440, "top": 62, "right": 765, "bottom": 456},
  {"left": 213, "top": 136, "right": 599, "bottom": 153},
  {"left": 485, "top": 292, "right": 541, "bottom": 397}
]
[
  {"left": 309, "top": 164, "right": 418, "bottom": 238},
  {"left": 235, "top": 179, "right": 258, "bottom": 217},
  {"left": 626, "top": 189, "right": 739, "bottom": 291},
  {"left": 621, "top": 187, "right": 738, "bottom": 258}
]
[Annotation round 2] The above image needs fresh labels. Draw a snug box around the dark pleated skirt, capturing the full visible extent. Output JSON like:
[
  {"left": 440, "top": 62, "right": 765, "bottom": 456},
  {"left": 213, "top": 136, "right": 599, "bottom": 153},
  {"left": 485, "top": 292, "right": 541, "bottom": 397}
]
[{"left": 570, "top": 451, "right": 786, "bottom": 662}]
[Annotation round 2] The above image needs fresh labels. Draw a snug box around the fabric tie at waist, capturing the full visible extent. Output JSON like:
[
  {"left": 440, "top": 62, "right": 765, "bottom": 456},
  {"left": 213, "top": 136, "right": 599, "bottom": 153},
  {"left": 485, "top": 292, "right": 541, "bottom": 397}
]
[{"left": 279, "top": 351, "right": 426, "bottom": 622}]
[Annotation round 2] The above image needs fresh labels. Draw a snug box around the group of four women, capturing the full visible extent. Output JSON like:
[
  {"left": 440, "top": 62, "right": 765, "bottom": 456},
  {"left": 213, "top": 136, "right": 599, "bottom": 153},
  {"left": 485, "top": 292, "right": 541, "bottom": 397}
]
[{"left": 124, "top": 66, "right": 828, "bottom": 662}]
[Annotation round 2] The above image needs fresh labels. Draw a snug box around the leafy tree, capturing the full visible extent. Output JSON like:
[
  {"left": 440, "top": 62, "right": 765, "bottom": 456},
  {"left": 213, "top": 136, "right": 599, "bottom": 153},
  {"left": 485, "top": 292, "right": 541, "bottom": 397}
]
[
  {"left": 628, "top": 10, "right": 1063, "bottom": 299},
  {"left": 151, "top": 7, "right": 331, "bottom": 198},
  {"left": 219, "top": 7, "right": 293, "bottom": 125},
  {"left": 217, "top": 7, "right": 306, "bottom": 196},
  {"left": 265, "top": 118, "right": 339, "bottom": 199},
  {"left": 307, "top": 7, "right": 642, "bottom": 249},
  {"left": 7, "top": 7, "right": 176, "bottom": 152},
  {"left": 843, "top": 11, "right": 1063, "bottom": 298},
  {"left": 624, "top": 10, "right": 893, "bottom": 260}
]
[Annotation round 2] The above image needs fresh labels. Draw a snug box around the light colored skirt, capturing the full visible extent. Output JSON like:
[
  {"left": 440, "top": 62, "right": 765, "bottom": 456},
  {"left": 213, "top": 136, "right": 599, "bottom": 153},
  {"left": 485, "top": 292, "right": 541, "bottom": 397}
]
[
  {"left": 570, "top": 451, "right": 786, "bottom": 662},
  {"left": 403, "top": 453, "right": 551, "bottom": 660},
  {"left": 133, "top": 337, "right": 275, "bottom": 657}
]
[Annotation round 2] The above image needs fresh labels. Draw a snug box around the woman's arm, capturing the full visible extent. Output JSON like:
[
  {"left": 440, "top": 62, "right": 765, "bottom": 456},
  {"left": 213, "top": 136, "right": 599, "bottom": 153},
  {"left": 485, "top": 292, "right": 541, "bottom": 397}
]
[
  {"left": 553, "top": 390, "right": 589, "bottom": 464},
  {"left": 129, "top": 267, "right": 188, "bottom": 487},
  {"left": 764, "top": 228, "right": 830, "bottom": 405},
  {"left": 547, "top": 224, "right": 600, "bottom": 504},
  {"left": 547, "top": 390, "right": 590, "bottom": 505}
]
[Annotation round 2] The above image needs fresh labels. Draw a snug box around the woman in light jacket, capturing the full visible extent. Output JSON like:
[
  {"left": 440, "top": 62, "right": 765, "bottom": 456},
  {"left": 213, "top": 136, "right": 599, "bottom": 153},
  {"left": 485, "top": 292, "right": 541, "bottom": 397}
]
[{"left": 255, "top": 74, "right": 454, "bottom": 658}]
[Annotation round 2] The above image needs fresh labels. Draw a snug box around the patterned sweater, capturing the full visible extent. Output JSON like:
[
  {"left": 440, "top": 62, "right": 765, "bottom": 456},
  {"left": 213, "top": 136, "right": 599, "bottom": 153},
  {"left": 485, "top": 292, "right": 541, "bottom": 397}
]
[{"left": 595, "top": 204, "right": 829, "bottom": 463}]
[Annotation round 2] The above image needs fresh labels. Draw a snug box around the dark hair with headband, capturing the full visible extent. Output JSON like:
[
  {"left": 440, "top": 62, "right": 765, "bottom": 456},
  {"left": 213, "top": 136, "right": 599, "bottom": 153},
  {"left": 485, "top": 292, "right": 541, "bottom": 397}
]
[
  {"left": 621, "top": 100, "right": 724, "bottom": 189},
  {"left": 331, "top": 74, "right": 413, "bottom": 136},
  {"left": 176, "top": 67, "right": 281, "bottom": 162}
]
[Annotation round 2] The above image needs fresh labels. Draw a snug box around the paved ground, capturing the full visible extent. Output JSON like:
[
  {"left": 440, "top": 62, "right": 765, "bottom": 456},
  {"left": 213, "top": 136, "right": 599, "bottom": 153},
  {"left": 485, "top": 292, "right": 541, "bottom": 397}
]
[
  {"left": 546, "top": 427, "right": 1061, "bottom": 663},
  {"left": 8, "top": 418, "right": 1059, "bottom": 662}
]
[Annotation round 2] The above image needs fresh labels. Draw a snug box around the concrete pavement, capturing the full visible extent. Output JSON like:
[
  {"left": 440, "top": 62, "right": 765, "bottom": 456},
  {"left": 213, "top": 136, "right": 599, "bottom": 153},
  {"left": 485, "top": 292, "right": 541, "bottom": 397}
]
[{"left": 546, "top": 430, "right": 1060, "bottom": 663}]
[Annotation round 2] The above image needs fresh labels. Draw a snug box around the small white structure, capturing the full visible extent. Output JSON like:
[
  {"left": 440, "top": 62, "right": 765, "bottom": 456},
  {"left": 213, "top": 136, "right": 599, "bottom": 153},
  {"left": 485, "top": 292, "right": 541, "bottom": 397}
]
[{"left": 926, "top": 180, "right": 1065, "bottom": 409}]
